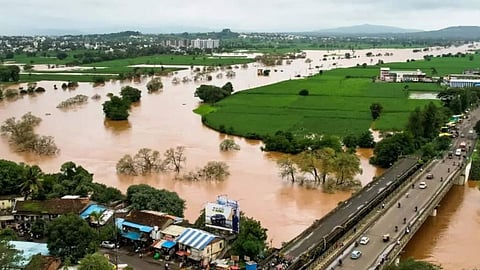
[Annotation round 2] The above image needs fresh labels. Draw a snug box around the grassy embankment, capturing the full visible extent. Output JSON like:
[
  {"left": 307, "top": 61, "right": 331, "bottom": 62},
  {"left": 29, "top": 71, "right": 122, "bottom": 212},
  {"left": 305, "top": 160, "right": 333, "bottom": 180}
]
[
  {"left": 197, "top": 55, "right": 480, "bottom": 138},
  {"left": 9, "top": 53, "right": 253, "bottom": 82}
]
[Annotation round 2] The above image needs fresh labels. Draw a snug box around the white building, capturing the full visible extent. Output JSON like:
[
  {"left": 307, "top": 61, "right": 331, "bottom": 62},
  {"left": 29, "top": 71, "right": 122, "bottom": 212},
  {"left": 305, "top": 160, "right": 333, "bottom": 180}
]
[
  {"left": 447, "top": 74, "right": 480, "bottom": 88},
  {"left": 191, "top": 39, "right": 220, "bottom": 49},
  {"left": 379, "top": 67, "right": 426, "bottom": 82}
]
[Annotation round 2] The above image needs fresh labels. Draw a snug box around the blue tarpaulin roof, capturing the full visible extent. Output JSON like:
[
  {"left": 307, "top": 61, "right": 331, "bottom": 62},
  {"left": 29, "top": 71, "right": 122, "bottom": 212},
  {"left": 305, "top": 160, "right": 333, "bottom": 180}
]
[
  {"left": 79, "top": 204, "right": 106, "bottom": 219},
  {"left": 176, "top": 228, "right": 217, "bottom": 250},
  {"left": 121, "top": 220, "right": 153, "bottom": 233},
  {"left": 162, "top": 240, "right": 176, "bottom": 249},
  {"left": 9, "top": 241, "right": 49, "bottom": 266},
  {"left": 121, "top": 231, "right": 142, "bottom": 241}
]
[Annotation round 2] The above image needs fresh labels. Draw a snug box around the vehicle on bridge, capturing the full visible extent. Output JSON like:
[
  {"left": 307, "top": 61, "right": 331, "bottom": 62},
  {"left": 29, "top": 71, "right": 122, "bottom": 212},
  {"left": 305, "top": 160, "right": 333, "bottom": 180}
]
[
  {"left": 426, "top": 173, "right": 434, "bottom": 179},
  {"left": 350, "top": 250, "right": 362, "bottom": 260},
  {"left": 359, "top": 236, "right": 370, "bottom": 245},
  {"left": 382, "top": 234, "right": 390, "bottom": 242},
  {"left": 419, "top": 182, "right": 427, "bottom": 189}
]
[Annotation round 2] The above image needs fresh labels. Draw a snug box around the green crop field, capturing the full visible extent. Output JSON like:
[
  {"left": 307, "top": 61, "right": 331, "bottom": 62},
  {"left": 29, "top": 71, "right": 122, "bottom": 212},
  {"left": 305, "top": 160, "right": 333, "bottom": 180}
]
[
  {"left": 382, "top": 54, "right": 480, "bottom": 76},
  {"left": 197, "top": 55, "right": 480, "bottom": 138},
  {"left": 8, "top": 53, "right": 253, "bottom": 82}
]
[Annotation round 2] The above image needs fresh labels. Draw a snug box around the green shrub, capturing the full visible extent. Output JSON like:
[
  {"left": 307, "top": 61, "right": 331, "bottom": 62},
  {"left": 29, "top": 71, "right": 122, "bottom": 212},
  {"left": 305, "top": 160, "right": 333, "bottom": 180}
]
[{"left": 298, "top": 89, "right": 309, "bottom": 96}]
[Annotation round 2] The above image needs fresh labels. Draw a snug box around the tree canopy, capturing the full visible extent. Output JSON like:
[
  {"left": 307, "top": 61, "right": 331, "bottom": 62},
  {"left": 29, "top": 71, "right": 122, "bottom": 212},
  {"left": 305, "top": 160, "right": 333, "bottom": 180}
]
[
  {"left": 102, "top": 95, "right": 130, "bottom": 121},
  {"left": 0, "top": 112, "right": 59, "bottom": 155},
  {"left": 126, "top": 184, "right": 186, "bottom": 217},
  {"left": 46, "top": 213, "right": 98, "bottom": 262},
  {"left": 230, "top": 215, "right": 268, "bottom": 261},
  {"left": 120, "top": 86, "right": 142, "bottom": 104},
  {"left": 78, "top": 253, "right": 113, "bottom": 270},
  {"left": 194, "top": 82, "right": 234, "bottom": 103},
  {"left": 0, "top": 65, "right": 20, "bottom": 82},
  {"left": 0, "top": 240, "right": 23, "bottom": 269}
]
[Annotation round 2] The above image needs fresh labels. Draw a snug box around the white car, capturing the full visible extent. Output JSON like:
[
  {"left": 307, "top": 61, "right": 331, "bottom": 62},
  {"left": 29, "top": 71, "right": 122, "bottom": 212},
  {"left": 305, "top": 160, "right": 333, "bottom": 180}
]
[
  {"left": 419, "top": 182, "right": 427, "bottom": 189},
  {"left": 359, "top": 236, "right": 370, "bottom": 245},
  {"left": 100, "top": 241, "right": 117, "bottom": 249}
]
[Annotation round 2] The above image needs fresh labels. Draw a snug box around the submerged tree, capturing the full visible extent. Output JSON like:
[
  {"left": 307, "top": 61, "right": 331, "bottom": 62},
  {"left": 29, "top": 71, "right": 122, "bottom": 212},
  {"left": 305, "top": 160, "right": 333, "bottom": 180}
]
[
  {"left": 164, "top": 146, "right": 186, "bottom": 173},
  {"left": 332, "top": 152, "right": 362, "bottom": 185},
  {"left": 133, "top": 148, "right": 165, "bottom": 174},
  {"left": 277, "top": 157, "right": 297, "bottom": 183},
  {"left": 146, "top": 77, "right": 163, "bottom": 93},
  {"left": 197, "top": 161, "right": 230, "bottom": 180},
  {"left": 116, "top": 148, "right": 165, "bottom": 175},
  {"left": 0, "top": 112, "right": 59, "bottom": 155},
  {"left": 219, "top": 138, "right": 240, "bottom": 151}
]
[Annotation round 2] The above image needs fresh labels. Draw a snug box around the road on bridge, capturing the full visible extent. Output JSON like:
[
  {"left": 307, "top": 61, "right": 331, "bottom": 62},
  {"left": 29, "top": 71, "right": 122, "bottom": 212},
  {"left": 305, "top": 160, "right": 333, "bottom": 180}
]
[
  {"left": 330, "top": 109, "right": 478, "bottom": 270},
  {"left": 281, "top": 157, "right": 418, "bottom": 261}
]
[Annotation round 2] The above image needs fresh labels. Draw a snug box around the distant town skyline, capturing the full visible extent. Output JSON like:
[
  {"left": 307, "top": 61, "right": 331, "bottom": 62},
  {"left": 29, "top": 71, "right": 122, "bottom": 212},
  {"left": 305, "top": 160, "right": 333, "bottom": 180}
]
[{"left": 1, "top": 0, "right": 480, "bottom": 35}]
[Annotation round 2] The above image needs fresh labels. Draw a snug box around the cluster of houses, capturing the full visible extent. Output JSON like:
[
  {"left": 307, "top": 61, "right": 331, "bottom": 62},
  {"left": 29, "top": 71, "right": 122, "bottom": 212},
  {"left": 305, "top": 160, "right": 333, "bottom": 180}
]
[
  {"left": 379, "top": 67, "right": 480, "bottom": 88},
  {"left": 0, "top": 195, "right": 233, "bottom": 269}
]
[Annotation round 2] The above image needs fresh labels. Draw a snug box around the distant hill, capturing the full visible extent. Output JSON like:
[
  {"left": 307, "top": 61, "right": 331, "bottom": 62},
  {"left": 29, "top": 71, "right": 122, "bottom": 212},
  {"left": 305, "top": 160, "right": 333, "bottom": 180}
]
[
  {"left": 313, "top": 24, "right": 421, "bottom": 35},
  {"left": 402, "top": 26, "right": 480, "bottom": 39}
]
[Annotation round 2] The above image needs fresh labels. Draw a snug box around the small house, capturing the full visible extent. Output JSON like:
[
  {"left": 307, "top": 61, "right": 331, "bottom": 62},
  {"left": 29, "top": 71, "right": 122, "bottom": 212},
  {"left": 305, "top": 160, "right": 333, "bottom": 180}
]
[
  {"left": 175, "top": 228, "right": 225, "bottom": 262},
  {"left": 13, "top": 197, "right": 90, "bottom": 222}
]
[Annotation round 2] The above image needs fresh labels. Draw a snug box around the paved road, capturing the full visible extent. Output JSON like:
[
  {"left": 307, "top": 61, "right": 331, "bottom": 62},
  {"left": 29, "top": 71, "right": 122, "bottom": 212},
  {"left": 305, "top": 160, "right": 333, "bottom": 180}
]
[
  {"left": 332, "top": 109, "right": 479, "bottom": 270},
  {"left": 281, "top": 157, "right": 418, "bottom": 260},
  {"left": 101, "top": 247, "right": 178, "bottom": 270}
]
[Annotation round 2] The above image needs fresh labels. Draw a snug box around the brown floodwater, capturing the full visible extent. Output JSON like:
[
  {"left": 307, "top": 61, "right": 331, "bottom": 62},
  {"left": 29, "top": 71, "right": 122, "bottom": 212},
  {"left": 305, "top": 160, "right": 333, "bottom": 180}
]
[
  {"left": 0, "top": 44, "right": 478, "bottom": 264},
  {"left": 402, "top": 182, "right": 480, "bottom": 270}
]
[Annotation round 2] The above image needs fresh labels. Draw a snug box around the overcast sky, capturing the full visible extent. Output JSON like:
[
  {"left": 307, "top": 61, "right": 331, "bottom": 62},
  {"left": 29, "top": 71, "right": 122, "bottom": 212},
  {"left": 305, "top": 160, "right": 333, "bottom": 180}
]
[{"left": 1, "top": 0, "right": 480, "bottom": 35}]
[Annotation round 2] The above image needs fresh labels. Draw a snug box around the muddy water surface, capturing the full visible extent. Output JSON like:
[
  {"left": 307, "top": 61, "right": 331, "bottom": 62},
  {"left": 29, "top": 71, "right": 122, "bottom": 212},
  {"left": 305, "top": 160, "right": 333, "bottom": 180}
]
[{"left": 0, "top": 44, "right": 478, "bottom": 262}]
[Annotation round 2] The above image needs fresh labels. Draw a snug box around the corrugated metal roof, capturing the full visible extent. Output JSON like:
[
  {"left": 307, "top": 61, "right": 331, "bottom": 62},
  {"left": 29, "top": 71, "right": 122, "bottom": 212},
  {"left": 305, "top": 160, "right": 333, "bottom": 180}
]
[
  {"left": 176, "top": 228, "right": 217, "bottom": 250},
  {"left": 160, "top": 225, "right": 187, "bottom": 237}
]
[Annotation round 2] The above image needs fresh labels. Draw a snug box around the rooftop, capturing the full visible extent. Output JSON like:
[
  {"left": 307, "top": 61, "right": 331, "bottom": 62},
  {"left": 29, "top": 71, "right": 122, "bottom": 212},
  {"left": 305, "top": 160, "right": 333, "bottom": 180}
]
[
  {"left": 15, "top": 198, "right": 90, "bottom": 215},
  {"left": 125, "top": 210, "right": 175, "bottom": 229}
]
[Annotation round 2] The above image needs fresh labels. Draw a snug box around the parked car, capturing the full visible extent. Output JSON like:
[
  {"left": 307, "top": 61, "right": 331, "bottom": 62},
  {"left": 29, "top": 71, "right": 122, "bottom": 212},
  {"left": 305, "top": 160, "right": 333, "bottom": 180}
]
[
  {"left": 426, "top": 173, "right": 434, "bottom": 179},
  {"left": 419, "top": 182, "right": 427, "bottom": 189},
  {"left": 359, "top": 236, "right": 370, "bottom": 245},
  {"left": 210, "top": 214, "right": 226, "bottom": 226},
  {"left": 100, "top": 241, "right": 117, "bottom": 249},
  {"left": 350, "top": 250, "right": 362, "bottom": 259}
]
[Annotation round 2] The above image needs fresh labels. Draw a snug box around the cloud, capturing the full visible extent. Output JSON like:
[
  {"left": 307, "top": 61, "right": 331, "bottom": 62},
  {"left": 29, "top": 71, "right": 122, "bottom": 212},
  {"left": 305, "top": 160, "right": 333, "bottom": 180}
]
[{"left": 0, "top": 0, "right": 479, "bottom": 34}]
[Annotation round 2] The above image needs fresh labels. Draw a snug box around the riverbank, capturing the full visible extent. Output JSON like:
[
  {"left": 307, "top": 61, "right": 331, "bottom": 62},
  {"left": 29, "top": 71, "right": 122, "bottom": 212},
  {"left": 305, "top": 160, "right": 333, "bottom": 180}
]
[
  {"left": 198, "top": 53, "right": 480, "bottom": 138},
  {"left": 0, "top": 43, "right": 476, "bottom": 251}
]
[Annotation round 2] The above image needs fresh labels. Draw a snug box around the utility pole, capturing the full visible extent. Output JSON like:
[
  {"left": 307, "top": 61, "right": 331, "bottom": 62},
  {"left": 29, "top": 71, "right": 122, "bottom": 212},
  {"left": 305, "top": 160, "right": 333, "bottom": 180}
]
[{"left": 114, "top": 210, "right": 119, "bottom": 270}]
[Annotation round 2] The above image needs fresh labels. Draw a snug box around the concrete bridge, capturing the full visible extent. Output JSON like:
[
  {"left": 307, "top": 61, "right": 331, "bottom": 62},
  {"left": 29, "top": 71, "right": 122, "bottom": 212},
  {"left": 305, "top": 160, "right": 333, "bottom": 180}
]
[{"left": 260, "top": 110, "right": 478, "bottom": 270}]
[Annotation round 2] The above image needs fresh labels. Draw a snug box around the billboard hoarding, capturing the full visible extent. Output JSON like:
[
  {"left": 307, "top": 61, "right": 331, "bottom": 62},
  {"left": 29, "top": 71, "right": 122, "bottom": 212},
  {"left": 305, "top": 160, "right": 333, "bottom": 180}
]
[{"left": 205, "top": 196, "right": 240, "bottom": 233}]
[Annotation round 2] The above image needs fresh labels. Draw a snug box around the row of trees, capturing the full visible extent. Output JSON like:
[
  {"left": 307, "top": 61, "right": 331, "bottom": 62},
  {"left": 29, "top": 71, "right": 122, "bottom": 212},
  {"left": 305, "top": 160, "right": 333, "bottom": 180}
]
[
  {"left": 277, "top": 147, "right": 362, "bottom": 190},
  {"left": 0, "top": 160, "right": 124, "bottom": 203},
  {"left": 263, "top": 131, "right": 343, "bottom": 154},
  {"left": 371, "top": 102, "right": 450, "bottom": 168},
  {"left": 102, "top": 86, "right": 142, "bottom": 120},
  {"left": 116, "top": 147, "right": 186, "bottom": 175},
  {"left": 117, "top": 147, "right": 231, "bottom": 181},
  {"left": 0, "top": 112, "right": 59, "bottom": 155},
  {"left": 437, "top": 87, "right": 480, "bottom": 115}
]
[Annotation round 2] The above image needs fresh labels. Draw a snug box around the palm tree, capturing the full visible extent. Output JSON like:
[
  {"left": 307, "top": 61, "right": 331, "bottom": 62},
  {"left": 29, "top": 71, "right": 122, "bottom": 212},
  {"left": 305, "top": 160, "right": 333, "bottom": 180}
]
[
  {"left": 89, "top": 211, "right": 103, "bottom": 227},
  {"left": 19, "top": 165, "right": 43, "bottom": 200}
]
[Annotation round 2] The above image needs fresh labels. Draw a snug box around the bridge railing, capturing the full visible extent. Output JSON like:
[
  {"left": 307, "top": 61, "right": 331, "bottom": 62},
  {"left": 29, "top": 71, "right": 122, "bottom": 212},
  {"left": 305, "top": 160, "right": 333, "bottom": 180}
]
[
  {"left": 371, "top": 160, "right": 465, "bottom": 270},
  {"left": 290, "top": 158, "right": 422, "bottom": 270},
  {"left": 260, "top": 158, "right": 419, "bottom": 267}
]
